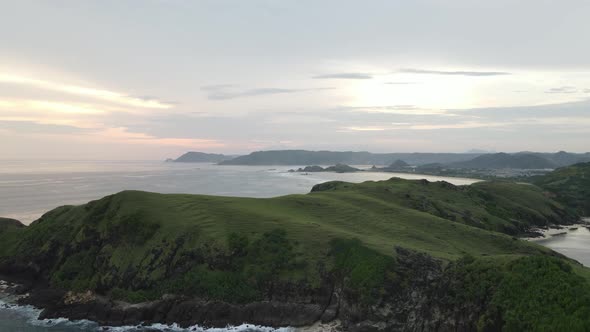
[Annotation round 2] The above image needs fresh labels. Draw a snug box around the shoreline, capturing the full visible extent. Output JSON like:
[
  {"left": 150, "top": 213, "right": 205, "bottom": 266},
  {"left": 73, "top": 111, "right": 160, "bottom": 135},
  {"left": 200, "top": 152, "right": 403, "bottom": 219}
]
[
  {"left": 0, "top": 278, "right": 332, "bottom": 332},
  {"left": 1, "top": 278, "right": 341, "bottom": 332},
  {"left": 0, "top": 284, "right": 299, "bottom": 332},
  {"left": 522, "top": 218, "right": 590, "bottom": 241}
]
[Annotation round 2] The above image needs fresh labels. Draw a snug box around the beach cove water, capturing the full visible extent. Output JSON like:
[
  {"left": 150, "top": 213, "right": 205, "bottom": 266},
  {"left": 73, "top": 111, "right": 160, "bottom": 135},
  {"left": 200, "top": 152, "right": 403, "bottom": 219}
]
[{"left": 533, "top": 221, "right": 590, "bottom": 267}]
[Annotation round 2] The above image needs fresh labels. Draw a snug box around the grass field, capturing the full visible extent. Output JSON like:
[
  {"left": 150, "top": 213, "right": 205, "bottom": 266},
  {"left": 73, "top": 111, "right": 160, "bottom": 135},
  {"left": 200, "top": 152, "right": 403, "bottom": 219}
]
[{"left": 0, "top": 177, "right": 571, "bottom": 287}]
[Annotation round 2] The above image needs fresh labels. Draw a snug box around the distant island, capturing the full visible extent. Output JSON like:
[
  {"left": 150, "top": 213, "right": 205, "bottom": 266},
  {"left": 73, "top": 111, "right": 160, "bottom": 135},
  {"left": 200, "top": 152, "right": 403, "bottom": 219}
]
[
  {"left": 290, "top": 164, "right": 361, "bottom": 173},
  {"left": 1, "top": 163, "right": 590, "bottom": 330},
  {"left": 171, "top": 151, "right": 236, "bottom": 163},
  {"left": 217, "top": 150, "right": 483, "bottom": 166},
  {"left": 167, "top": 150, "right": 590, "bottom": 180},
  {"left": 172, "top": 150, "right": 590, "bottom": 171}
]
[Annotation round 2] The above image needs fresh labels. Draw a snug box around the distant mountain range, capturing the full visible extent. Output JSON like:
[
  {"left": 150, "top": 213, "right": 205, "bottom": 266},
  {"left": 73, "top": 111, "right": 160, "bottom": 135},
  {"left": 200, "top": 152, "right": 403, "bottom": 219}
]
[
  {"left": 450, "top": 151, "right": 590, "bottom": 169},
  {"left": 172, "top": 152, "right": 236, "bottom": 163},
  {"left": 171, "top": 150, "right": 590, "bottom": 169},
  {"left": 450, "top": 153, "right": 557, "bottom": 169},
  {"left": 217, "top": 150, "right": 481, "bottom": 166}
]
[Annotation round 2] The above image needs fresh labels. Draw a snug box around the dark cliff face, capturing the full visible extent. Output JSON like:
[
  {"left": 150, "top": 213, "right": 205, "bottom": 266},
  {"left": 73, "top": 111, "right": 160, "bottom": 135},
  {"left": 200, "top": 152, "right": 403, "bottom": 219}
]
[
  {"left": 3, "top": 225, "right": 590, "bottom": 331},
  {"left": 13, "top": 247, "right": 488, "bottom": 331}
]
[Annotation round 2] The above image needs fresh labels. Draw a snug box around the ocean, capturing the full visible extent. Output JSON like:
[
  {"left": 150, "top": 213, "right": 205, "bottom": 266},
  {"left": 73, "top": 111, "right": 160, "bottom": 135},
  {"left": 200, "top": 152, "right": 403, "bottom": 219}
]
[{"left": 0, "top": 160, "right": 479, "bottom": 225}]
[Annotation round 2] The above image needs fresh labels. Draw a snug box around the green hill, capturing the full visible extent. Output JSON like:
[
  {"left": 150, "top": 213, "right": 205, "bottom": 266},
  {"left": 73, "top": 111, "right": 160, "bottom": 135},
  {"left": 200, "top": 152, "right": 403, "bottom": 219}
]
[
  {"left": 0, "top": 178, "right": 587, "bottom": 330},
  {"left": 534, "top": 162, "right": 590, "bottom": 215},
  {"left": 0, "top": 217, "right": 24, "bottom": 233}
]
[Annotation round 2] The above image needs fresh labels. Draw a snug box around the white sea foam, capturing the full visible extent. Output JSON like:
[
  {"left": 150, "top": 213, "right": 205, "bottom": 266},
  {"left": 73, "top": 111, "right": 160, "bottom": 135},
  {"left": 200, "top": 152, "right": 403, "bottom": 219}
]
[{"left": 1, "top": 296, "right": 294, "bottom": 331}]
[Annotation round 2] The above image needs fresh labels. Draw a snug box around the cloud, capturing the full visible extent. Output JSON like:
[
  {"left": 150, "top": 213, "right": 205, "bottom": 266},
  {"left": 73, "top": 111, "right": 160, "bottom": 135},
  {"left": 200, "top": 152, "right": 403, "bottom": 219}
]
[
  {"left": 407, "top": 122, "right": 505, "bottom": 130},
  {"left": 545, "top": 86, "right": 578, "bottom": 94},
  {"left": 312, "top": 73, "right": 373, "bottom": 79},
  {"left": 204, "top": 86, "right": 334, "bottom": 100},
  {"left": 399, "top": 68, "right": 511, "bottom": 76},
  {"left": 200, "top": 84, "right": 237, "bottom": 91},
  {"left": 0, "top": 115, "right": 99, "bottom": 128},
  {"left": 0, "top": 73, "right": 174, "bottom": 109},
  {"left": 339, "top": 126, "right": 388, "bottom": 132},
  {"left": 94, "top": 127, "right": 223, "bottom": 147},
  {"left": 385, "top": 81, "right": 417, "bottom": 85},
  {"left": 339, "top": 121, "right": 504, "bottom": 132},
  {"left": 345, "top": 105, "right": 449, "bottom": 115},
  {"left": 585, "top": 89, "right": 590, "bottom": 93}
]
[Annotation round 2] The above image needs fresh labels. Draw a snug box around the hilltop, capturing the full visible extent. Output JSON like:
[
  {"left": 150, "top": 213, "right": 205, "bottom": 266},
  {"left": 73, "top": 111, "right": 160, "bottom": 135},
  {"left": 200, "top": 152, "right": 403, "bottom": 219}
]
[
  {"left": 534, "top": 162, "right": 590, "bottom": 215},
  {"left": 0, "top": 169, "right": 588, "bottom": 330},
  {"left": 0, "top": 218, "right": 24, "bottom": 233}
]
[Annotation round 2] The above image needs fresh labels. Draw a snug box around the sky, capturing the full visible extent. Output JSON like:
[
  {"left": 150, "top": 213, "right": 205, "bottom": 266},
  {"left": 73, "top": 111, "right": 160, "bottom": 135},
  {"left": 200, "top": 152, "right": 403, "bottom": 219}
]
[{"left": 1, "top": 0, "right": 589, "bottom": 160}]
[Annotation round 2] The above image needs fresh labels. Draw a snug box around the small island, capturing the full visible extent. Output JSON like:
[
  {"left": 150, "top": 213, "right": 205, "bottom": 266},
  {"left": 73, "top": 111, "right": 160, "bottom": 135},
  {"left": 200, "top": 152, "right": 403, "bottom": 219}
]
[{"left": 289, "top": 163, "right": 361, "bottom": 173}]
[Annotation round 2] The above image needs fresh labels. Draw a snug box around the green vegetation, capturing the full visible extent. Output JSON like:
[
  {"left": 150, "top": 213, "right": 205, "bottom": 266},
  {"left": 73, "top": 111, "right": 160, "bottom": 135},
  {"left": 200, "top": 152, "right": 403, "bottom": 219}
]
[
  {"left": 533, "top": 162, "right": 590, "bottom": 215},
  {"left": 330, "top": 238, "right": 395, "bottom": 303},
  {"left": 312, "top": 178, "right": 577, "bottom": 234},
  {"left": 448, "top": 255, "right": 590, "bottom": 331},
  {"left": 0, "top": 167, "right": 588, "bottom": 330},
  {"left": 0, "top": 217, "right": 24, "bottom": 232}
]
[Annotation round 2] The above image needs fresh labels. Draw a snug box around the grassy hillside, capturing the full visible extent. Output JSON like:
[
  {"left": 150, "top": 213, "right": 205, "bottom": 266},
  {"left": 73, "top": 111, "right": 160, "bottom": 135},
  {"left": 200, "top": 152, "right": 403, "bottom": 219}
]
[
  {"left": 313, "top": 179, "right": 577, "bottom": 234},
  {"left": 534, "top": 162, "right": 590, "bottom": 216},
  {"left": 0, "top": 217, "right": 24, "bottom": 232},
  {"left": 0, "top": 177, "right": 588, "bottom": 330}
]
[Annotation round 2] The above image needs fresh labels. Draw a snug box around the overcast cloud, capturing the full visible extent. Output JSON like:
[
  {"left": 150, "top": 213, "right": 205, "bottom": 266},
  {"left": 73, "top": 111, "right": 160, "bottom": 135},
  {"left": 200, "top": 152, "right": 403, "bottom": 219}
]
[{"left": 0, "top": 0, "right": 589, "bottom": 159}]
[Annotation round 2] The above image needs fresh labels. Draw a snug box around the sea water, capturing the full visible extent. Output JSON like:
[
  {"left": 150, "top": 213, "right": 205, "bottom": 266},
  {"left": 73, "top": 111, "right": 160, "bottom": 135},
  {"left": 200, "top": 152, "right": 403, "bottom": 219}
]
[
  {"left": 534, "top": 223, "right": 590, "bottom": 267},
  {"left": 0, "top": 160, "right": 479, "bottom": 225}
]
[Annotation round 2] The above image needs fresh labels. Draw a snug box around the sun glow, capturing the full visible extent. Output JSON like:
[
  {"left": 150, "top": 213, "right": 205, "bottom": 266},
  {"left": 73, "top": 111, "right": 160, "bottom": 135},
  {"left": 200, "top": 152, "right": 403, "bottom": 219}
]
[{"left": 348, "top": 74, "right": 478, "bottom": 110}]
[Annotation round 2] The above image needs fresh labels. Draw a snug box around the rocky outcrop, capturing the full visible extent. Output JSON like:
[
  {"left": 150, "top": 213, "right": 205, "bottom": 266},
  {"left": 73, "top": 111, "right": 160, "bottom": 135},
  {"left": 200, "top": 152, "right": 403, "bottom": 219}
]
[
  {"left": 33, "top": 295, "right": 326, "bottom": 328},
  {"left": 8, "top": 247, "right": 492, "bottom": 331}
]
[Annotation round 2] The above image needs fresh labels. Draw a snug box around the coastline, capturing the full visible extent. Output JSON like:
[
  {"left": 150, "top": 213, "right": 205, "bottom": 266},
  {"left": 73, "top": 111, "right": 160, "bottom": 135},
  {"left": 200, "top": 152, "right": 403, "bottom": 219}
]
[
  {"left": 0, "top": 280, "right": 340, "bottom": 332},
  {"left": 522, "top": 220, "right": 590, "bottom": 241},
  {"left": 0, "top": 282, "right": 298, "bottom": 332}
]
